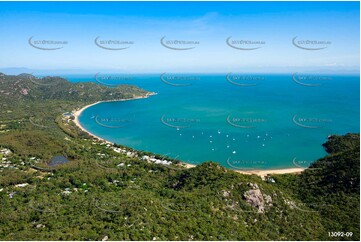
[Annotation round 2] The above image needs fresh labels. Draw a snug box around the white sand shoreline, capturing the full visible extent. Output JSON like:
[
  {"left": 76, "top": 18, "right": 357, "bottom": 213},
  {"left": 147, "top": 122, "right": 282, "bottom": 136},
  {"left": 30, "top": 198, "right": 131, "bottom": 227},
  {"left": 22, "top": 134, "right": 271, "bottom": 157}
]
[
  {"left": 71, "top": 93, "right": 305, "bottom": 177},
  {"left": 73, "top": 101, "right": 111, "bottom": 144},
  {"left": 235, "top": 167, "right": 305, "bottom": 177},
  {"left": 72, "top": 92, "right": 157, "bottom": 144},
  {"left": 181, "top": 163, "right": 304, "bottom": 176}
]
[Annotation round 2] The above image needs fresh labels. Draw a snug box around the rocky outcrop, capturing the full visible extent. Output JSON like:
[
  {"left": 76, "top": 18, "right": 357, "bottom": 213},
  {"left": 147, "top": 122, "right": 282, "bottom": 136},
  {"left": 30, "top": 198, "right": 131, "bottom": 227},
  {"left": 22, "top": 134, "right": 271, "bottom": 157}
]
[
  {"left": 102, "top": 236, "right": 109, "bottom": 241},
  {"left": 221, "top": 190, "right": 230, "bottom": 198},
  {"left": 243, "top": 182, "right": 272, "bottom": 213}
]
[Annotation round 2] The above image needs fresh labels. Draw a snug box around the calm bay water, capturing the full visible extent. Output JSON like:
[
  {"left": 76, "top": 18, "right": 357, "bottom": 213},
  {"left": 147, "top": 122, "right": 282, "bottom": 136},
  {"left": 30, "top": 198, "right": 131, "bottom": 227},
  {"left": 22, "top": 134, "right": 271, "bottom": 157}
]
[{"left": 66, "top": 74, "right": 359, "bottom": 170}]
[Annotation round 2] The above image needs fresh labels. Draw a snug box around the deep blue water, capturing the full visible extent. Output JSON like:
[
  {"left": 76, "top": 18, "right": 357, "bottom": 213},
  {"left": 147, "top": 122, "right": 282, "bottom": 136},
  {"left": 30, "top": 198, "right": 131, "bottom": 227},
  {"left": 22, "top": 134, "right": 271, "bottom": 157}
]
[{"left": 64, "top": 73, "right": 359, "bottom": 170}]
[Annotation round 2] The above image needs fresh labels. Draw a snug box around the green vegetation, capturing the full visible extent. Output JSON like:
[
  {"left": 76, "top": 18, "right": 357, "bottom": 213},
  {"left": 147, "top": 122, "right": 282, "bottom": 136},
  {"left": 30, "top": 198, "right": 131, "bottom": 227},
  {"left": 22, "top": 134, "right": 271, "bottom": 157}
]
[
  {"left": 0, "top": 74, "right": 359, "bottom": 240},
  {"left": 273, "top": 133, "right": 360, "bottom": 240}
]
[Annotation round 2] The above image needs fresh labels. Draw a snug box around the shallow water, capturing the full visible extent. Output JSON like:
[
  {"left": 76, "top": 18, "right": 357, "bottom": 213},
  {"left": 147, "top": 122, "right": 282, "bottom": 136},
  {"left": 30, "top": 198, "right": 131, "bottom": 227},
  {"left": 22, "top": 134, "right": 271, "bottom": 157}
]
[{"left": 68, "top": 73, "right": 359, "bottom": 169}]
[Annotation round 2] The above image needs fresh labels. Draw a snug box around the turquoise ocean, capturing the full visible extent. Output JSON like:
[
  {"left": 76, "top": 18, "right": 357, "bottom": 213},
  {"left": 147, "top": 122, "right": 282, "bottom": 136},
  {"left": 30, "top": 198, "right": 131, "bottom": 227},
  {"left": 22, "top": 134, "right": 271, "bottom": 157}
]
[{"left": 65, "top": 74, "right": 359, "bottom": 170}]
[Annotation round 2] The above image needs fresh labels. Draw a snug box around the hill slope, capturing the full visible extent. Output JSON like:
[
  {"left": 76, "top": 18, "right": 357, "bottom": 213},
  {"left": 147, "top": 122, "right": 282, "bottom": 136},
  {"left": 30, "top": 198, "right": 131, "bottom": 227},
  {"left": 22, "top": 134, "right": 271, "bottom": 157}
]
[{"left": 0, "top": 74, "right": 359, "bottom": 240}]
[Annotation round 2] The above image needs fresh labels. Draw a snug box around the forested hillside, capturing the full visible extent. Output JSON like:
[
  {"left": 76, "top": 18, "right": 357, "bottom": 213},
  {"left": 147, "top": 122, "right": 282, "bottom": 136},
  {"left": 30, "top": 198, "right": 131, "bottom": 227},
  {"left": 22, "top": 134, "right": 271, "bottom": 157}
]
[{"left": 0, "top": 74, "right": 359, "bottom": 240}]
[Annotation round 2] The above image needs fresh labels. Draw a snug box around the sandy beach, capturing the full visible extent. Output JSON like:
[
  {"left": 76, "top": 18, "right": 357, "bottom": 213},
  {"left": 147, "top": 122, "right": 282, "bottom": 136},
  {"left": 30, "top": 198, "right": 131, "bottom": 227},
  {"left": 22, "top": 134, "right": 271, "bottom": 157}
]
[
  {"left": 72, "top": 93, "right": 305, "bottom": 177},
  {"left": 235, "top": 167, "right": 305, "bottom": 177},
  {"left": 72, "top": 93, "right": 157, "bottom": 144},
  {"left": 180, "top": 163, "right": 304, "bottom": 177},
  {"left": 73, "top": 101, "right": 111, "bottom": 143}
]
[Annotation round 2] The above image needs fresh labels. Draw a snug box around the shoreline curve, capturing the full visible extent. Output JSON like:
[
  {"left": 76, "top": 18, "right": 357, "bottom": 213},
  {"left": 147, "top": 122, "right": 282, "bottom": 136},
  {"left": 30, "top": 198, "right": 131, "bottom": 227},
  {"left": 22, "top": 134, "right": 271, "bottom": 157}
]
[
  {"left": 71, "top": 93, "right": 305, "bottom": 177},
  {"left": 72, "top": 92, "right": 157, "bottom": 144}
]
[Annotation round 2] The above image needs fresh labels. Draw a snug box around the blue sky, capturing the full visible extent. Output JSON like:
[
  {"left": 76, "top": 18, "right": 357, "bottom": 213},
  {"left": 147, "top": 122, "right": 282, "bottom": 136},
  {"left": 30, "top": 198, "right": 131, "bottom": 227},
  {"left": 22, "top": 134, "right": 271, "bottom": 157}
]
[{"left": 0, "top": 1, "right": 359, "bottom": 74}]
